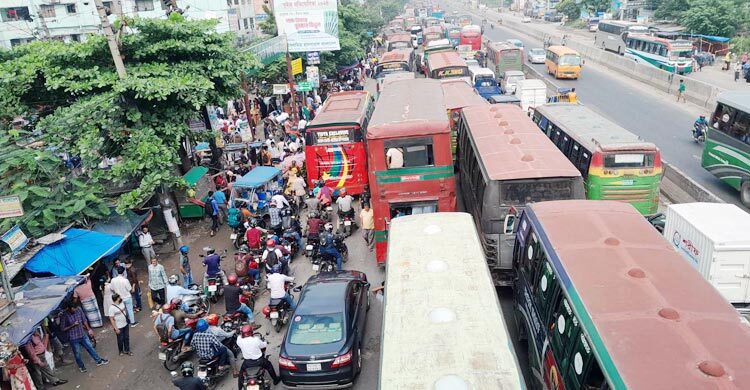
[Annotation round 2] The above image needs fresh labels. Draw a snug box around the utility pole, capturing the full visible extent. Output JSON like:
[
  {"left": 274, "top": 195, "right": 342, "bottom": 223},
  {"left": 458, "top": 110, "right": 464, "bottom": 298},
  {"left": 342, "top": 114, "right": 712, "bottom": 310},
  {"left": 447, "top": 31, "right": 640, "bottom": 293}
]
[
  {"left": 30, "top": 3, "right": 51, "bottom": 40},
  {"left": 240, "top": 71, "right": 252, "bottom": 116},
  {"left": 94, "top": 0, "right": 127, "bottom": 79},
  {"left": 285, "top": 46, "right": 299, "bottom": 124}
]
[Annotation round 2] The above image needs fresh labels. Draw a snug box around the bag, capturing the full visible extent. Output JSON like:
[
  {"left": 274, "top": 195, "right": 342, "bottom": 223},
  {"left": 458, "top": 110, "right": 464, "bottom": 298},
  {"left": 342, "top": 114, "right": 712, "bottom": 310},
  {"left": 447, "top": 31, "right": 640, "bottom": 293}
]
[
  {"left": 235, "top": 258, "right": 248, "bottom": 277},
  {"left": 227, "top": 208, "right": 241, "bottom": 228},
  {"left": 44, "top": 350, "right": 55, "bottom": 371},
  {"left": 204, "top": 198, "right": 214, "bottom": 217},
  {"left": 265, "top": 250, "right": 279, "bottom": 268},
  {"left": 155, "top": 314, "right": 169, "bottom": 341},
  {"left": 115, "top": 304, "right": 132, "bottom": 326}
]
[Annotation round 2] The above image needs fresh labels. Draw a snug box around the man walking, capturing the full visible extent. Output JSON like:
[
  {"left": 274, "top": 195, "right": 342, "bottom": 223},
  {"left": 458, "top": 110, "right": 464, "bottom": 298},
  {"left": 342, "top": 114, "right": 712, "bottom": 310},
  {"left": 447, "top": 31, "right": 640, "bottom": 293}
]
[
  {"left": 110, "top": 267, "right": 137, "bottom": 326},
  {"left": 360, "top": 203, "right": 375, "bottom": 252},
  {"left": 179, "top": 246, "right": 193, "bottom": 288},
  {"left": 59, "top": 302, "right": 108, "bottom": 373},
  {"left": 677, "top": 79, "right": 686, "bottom": 103},
  {"left": 212, "top": 186, "right": 228, "bottom": 224},
  {"left": 148, "top": 258, "right": 169, "bottom": 309},
  {"left": 138, "top": 226, "right": 156, "bottom": 261},
  {"left": 24, "top": 328, "right": 68, "bottom": 388},
  {"left": 206, "top": 191, "right": 220, "bottom": 237}
]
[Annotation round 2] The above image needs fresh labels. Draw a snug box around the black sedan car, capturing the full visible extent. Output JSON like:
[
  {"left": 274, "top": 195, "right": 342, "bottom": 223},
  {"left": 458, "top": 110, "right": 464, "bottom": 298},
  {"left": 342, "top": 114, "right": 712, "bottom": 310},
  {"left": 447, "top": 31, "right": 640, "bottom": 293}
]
[{"left": 279, "top": 270, "right": 370, "bottom": 389}]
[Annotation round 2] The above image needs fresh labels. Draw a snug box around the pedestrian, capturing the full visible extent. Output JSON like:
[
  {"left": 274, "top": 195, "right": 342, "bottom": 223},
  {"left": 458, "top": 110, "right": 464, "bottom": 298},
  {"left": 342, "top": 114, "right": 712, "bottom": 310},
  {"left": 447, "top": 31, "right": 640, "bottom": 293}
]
[
  {"left": 101, "top": 277, "right": 113, "bottom": 318},
  {"left": 179, "top": 245, "right": 193, "bottom": 288},
  {"left": 110, "top": 266, "right": 137, "bottom": 326},
  {"left": 724, "top": 51, "right": 732, "bottom": 70},
  {"left": 206, "top": 191, "right": 220, "bottom": 237},
  {"left": 212, "top": 184, "right": 228, "bottom": 224},
  {"left": 137, "top": 225, "right": 156, "bottom": 261},
  {"left": 23, "top": 327, "right": 68, "bottom": 389},
  {"left": 148, "top": 258, "right": 169, "bottom": 309},
  {"left": 261, "top": 145, "right": 272, "bottom": 166},
  {"left": 59, "top": 302, "right": 109, "bottom": 373},
  {"left": 73, "top": 275, "right": 103, "bottom": 328},
  {"left": 360, "top": 203, "right": 375, "bottom": 252},
  {"left": 735, "top": 62, "right": 742, "bottom": 82},
  {"left": 742, "top": 52, "right": 748, "bottom": 65},
  {"left": 125, "top": 259, "right": 142, "bottom": 312},
  {"left": 677, "top": 79, "right": 686, "bottom": 103},
  {"left": 107, "top": 293, "right": 132, "bottom": 356}
]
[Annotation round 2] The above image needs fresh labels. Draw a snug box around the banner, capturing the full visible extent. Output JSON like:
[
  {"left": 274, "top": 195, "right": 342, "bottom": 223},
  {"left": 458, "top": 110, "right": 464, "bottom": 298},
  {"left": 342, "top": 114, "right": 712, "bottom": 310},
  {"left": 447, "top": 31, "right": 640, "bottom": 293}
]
[
  {"left": 291, "top": 58, "right": 303, "bottom": 75},
  {"left": 274, "top": 0, "right": 340, "bottom": 52},
  {"left": 306, "top": 51, "right": 320, "bottom": 65},
  {"left": 306, "top": 66, "right": 320, "bottom": 88},
  {"left": 0, "top": 196, "right": 23, "bottom": 219},
  {"left": 1, "top": 225, "right": 28, "bottom": 254}
]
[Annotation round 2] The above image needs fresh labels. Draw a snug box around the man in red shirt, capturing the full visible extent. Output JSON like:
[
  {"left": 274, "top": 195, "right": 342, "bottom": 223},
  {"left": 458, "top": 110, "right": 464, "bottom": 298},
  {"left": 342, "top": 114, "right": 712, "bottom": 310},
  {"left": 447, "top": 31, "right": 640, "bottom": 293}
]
[
  {"left": 245, "top": 221, "right": 265, "bottom": 250},
  {"left": 305, "top": 212, "right": 324, "bottom": 242}
]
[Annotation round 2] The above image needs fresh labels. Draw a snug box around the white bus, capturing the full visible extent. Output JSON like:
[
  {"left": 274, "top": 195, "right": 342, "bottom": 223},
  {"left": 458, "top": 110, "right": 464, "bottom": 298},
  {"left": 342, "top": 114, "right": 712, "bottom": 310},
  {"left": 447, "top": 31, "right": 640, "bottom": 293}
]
[
  {"left": 624, "top": 34, "right": 694, "bottom": 74},
  {"left": 594, "top": 20, "right": 648, "bottom": 54},
  {"left": 379, "top": 212, "right": 526, "bottom": 389}
]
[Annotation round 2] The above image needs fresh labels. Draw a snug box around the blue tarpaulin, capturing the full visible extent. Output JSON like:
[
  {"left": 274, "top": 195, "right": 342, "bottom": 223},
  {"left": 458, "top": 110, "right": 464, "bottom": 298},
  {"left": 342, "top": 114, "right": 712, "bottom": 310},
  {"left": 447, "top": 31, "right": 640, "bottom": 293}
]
[
  {"left": 25, "top": 228, "right": 125, "bottom": 276},
  {"left": 0, "top": 276, "right": 83, "bottom": 345},
  {"left": 91, "top": 210, "right": 150, "bottom": 237},
  {"left": 693, "top": 34, "right": 731, "bottom": 43},
  {"left": 234, "top": 166, "right": 281, "bottom": 188}
]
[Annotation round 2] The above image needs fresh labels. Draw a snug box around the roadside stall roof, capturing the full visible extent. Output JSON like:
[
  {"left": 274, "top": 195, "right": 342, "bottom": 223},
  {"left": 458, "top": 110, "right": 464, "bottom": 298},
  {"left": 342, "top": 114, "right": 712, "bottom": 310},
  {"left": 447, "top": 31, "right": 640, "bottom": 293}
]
[
  {"left": 234, "top": 166, "right": 281, "bottom": 188},
  {"left": 440, "top": 79, "right": 488, "bottom": 110},
  {"left": 0, "top": 276, "right": 83, "bottom": 345},
  {"left": 183, "top": 166, "right": 209, "bottom": 186},
  {"left": 91, "top": 209, "right": 150, "bottom": 238},
  {"left": 368, "top": 79, "right": 448, "bottom": 139},
  {"left": 25, "top": 228, "right": 124, "bottom": 276}
]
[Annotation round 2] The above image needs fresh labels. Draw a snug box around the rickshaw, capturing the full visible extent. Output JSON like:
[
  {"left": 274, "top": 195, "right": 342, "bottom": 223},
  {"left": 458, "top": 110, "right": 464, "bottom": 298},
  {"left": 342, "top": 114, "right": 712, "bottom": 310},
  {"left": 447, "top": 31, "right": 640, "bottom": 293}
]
[{"left": 229, "top": 166, "right": 283, "bottom": 228}]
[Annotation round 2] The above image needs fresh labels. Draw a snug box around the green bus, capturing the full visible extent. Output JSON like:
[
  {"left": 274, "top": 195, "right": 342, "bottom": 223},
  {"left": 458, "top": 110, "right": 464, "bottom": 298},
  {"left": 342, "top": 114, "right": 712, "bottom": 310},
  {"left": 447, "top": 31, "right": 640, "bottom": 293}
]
[
  {"left": 533, "top": 103, "right": 662, "bottom": 215},
  {"left": 701, "top": 91, "right": 750, "bottom": 206}
]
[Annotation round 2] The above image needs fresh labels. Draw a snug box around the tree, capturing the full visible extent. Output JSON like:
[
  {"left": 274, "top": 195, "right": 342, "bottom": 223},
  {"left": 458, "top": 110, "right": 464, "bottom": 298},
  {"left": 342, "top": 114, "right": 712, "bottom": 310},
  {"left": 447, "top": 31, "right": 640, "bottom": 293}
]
[
  {"left": 680, "top": 0, "right": 742, "bottom": 36},
  {"left": 653, "top": 0, "right": 689, "bottom": 20},
  {"left": 557, "top": 0, "right": 581, "bottom": 21},
  {"left": 0, "top": 14, "right": 254, "bottom": 223},
  {"left": 259, "top": 5, "right": 277, "bottom": 36},
  {"left": 581, "top": 0, "right": 610, "bottom": 14}
]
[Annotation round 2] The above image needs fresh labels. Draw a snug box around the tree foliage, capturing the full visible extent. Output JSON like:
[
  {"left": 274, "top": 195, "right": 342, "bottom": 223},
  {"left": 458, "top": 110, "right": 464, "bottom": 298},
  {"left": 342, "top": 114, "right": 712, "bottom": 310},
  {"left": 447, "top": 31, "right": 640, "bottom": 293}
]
[
  {"left": 581, "top": 0, "right": 611, "bottom": 14},
  {"left": 679, "top": 0, "right": 742, "bottom": 36},
  {"left": 259, "top": 5, "right": 277, "bottom": 36},
  {"left": 557, "top": 0, "right": 581, "bottom": 21},
  {"left": 0, "top": 14, "right": 254, "bottom": 235}
]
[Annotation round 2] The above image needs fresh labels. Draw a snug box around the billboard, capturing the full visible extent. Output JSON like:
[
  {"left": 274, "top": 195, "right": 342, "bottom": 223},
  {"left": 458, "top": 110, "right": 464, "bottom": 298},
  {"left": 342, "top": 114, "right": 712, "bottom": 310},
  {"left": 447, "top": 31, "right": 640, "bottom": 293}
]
[{"left": 273, "top": 0, "right": 340, "bottom": 52}]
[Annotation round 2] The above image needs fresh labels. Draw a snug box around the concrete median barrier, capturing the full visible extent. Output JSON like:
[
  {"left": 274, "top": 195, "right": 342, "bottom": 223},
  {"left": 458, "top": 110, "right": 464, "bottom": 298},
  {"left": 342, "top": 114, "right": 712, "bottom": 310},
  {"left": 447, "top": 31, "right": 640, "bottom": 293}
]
[{"left": 661, "top": 160, "right": 725, "bottom": 204}]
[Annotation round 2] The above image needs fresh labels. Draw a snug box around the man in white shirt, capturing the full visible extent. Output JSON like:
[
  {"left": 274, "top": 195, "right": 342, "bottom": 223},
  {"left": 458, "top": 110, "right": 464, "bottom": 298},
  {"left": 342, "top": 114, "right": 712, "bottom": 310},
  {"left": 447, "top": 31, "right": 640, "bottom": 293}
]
[
  {"left": 236, "top": 326, "right": 280, "bottom": 386},
  {"left": 271, "top": 192, "right": 290, "bottom": 210},
  {"left": 386, "top": 147, "right": 404, "bottom": 169},
  {"left": 110, "top": 266, "right": 137, "bottom": 326},
  {"left": 267, "top": 271, "right": 295, "bottom": 310},
  {"left": 165, "top": 275, "right": 199, "bottom": 306},
  {"left": 138, "top": 226, "right": 156, "bottom": 261}
]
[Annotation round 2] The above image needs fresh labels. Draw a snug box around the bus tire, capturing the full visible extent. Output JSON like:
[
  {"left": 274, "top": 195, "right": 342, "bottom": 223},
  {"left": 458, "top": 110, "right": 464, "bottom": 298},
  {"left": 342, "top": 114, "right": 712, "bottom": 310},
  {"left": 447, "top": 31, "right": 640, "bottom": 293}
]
[{"left": 741, "top": 181, "right": 750, "bottom": 207}]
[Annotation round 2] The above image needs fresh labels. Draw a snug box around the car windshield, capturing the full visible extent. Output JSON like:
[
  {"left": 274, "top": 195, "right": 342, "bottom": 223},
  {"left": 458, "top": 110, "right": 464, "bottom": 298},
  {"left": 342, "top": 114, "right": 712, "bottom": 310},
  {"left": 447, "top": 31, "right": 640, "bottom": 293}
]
[
  {"left": 559, "top": 54, "right": 581, "bottom": 66},
  {"left": 289, "top": 313, "right": 345, "bottom": 345},
  {"left": 531, "top": 49, "right": 545, "bottom": 56}
]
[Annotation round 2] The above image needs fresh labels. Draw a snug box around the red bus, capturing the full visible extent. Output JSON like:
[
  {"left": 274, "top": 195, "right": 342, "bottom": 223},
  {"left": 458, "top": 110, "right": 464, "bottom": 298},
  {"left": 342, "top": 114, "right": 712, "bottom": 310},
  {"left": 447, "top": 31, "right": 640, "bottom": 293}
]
[
  {"left": 459, "top": 25, "right": 482, "bottom": 51},
  {"left": 304, "top": 91, "right": 374, "bottom": 195},
  {"left": 426, "top": 51, "right": 470, "bottom": 84},
  {"left": 366, "top": 79, "right": 457, "bottom": 264}
]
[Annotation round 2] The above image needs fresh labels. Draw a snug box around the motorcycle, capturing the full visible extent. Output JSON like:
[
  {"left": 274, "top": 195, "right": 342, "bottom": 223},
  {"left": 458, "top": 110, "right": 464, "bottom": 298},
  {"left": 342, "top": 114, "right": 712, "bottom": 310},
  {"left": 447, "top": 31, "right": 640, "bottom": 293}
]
[
  {"left": 240, "top": 333, "right": 273, "bottom": 390},
  {"left": 183, "top": 284, "right": 211, "bottom": 314},
  {"left": 337, "top": 210, "right": 356, "bottom": 237},
  {"left": 312, "top": 236, "right": 348, "bottom": 273},
  {"left": 200, "top": 249, "right": 227, "bottom": 303},
  {"left": 219, "top": 318, "right": 242, "bottom": 357},
  {"left": 160, "top": 318, "right": 198, "bottom": 371},
  {"left": 263, "top": 283, "right": 298, "bottom": 333},
  {"left": 231, "top": 222, "right": 248, "bottom": 249},
  {"left": 197, "top": 353, "right": 231, "bottom": 388},
  {"left": 305, "top": 237, "right": 319, "bottom": 261},
  {"left": 320, "top": 205, "right": 333, "bottom": 222},
  {"left": 693, "top": 122, "right": 707, "bottom": 143}
]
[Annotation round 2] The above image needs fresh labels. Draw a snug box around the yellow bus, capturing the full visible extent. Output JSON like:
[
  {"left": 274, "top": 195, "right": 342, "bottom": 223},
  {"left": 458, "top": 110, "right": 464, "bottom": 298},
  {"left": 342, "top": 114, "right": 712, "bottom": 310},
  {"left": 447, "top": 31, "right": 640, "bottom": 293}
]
[{"left": 545, "top": 45, "right": 582, "bottom": 79}]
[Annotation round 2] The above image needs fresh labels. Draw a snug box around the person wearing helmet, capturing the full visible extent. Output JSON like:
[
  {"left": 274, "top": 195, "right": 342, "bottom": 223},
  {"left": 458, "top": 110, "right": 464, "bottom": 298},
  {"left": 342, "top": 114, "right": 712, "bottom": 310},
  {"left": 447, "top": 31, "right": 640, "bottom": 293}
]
[
  {"left": 262, "top": 239, "right": 286, "bottom": 274},
  {"left": 178, "top": 246, "right": 193, "bottom": 288},
  {"left": 305, "top": 211, "right": 325, "bottom": 245},
  {"left": 153, "top": 304, "right": 193, "bottom": 348},
  {"left": 305, "top": 190, "right": 320, "bottom": 211},
  {"left": 236, "top": 325, "right": 280, "bottom": 387},
  {"left": 319, "top": 223, "right": 344, "bottom": 271},
  {"left": 205, "top": 314, "right": 238, "bottom": 375},
  {"left": 267, "top": 269, "right": 296, "bottom": 310},
  {"left": 166, "top": 275, "right": 200, "bottom": 306},
  {"left": 244, "top": 220, "right": 266, "bottom": 250},
  {"left": 172, "top": 361, "right": 207, "bottom": 390},
  {"left": 202, "top": 247, "right": 228, "bottom": 289},
  {"left": 335, "top": 187, "right": 355, "bottom": 221},
  {"left": 223, "top": 275, "right": 261, "bottom": 329},
  {"left": 190, "top": 319, "right": 232, "bottom": 374},
  {"left": 694, "top": 114, "right": 709, "bottom": 140}
]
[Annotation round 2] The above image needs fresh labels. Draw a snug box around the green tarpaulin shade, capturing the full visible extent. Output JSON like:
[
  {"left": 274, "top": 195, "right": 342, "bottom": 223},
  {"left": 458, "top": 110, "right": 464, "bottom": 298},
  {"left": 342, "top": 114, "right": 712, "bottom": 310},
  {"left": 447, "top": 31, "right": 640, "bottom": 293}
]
[{"left": 184, "top": 166, "right": 209, "bottom": 186}]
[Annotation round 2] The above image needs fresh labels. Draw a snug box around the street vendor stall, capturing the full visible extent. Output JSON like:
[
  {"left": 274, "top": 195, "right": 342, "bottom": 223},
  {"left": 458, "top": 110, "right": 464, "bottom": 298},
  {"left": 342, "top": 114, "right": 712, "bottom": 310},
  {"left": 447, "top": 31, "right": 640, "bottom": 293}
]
[
  {"left": 177, "top": 166, "right": 212, "bottom": 219},
  {"left": 230, "top": 167, "right": 282, "bottom": 227}
]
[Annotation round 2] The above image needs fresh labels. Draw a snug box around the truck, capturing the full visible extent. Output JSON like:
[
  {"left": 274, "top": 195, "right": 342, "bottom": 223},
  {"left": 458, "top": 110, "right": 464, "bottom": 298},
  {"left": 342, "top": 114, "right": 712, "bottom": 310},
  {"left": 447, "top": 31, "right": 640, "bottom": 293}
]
[
  {"left": 662, "top": 203, "right": 750, "bottom": 305},
  {"left": 514, "top": 79, "right": 547, "bottom": 113},
  {"left": 469, "top": 67, "right": 502, "bottom": 99}
]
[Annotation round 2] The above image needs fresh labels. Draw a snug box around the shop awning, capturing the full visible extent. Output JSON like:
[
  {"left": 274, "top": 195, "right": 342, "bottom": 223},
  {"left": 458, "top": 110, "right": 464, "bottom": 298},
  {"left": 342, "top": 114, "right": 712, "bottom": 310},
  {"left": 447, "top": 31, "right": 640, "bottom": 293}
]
[
  {"left": 183, "top": 166, "right": 209, "bottom": 186},
  {"left": 0, "top": 276, "right": 83, "bottom": 345},
  {"left": 234, "top": 166, "right": 281, "bottom": 188},
  {"left": 91, "top": 209, "right": 150, "bottom": 238},
  {"left": 693, "top": 34, "right": 731, "bottom": 42},
  {"left": 24, "top": 228, "right": 124, "bottom": 276}
]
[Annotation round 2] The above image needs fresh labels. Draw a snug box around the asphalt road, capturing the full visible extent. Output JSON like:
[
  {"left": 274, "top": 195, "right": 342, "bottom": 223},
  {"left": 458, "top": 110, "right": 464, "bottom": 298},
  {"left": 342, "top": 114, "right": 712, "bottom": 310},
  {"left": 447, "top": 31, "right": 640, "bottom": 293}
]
[{"left": 440, "top": 0, "right": 746, "bottom": 209}]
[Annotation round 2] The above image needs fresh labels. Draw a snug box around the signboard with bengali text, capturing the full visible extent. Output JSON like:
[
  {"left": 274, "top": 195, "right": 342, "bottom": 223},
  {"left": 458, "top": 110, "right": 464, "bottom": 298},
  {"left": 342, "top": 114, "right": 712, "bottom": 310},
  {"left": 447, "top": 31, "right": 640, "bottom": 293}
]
[
  {"left": 1, "top": 225, "right": 28, "bottom": 254},
  {"left": 0, "top": 196, "right": 23, "bottom": 219},
  {"left": 273, "top": 0, "right": 340, "bottom": 52}
]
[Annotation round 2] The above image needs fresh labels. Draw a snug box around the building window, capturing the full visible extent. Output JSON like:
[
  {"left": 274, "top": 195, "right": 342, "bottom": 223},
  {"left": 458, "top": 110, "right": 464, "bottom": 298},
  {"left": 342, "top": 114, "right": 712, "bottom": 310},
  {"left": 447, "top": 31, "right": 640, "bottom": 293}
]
[
  {"left": 243, "top": 18, "right": 249, "bottom": 30},
  {"left": 2, "top": 7, "right": 31, "bottom": 22},
  {"left": 39, "top": 5, "right": 56, "bottom": 18},
  {"left": 135, "top": 0, "right": 155, "bottom": 12},
  {"left": 102, "top": 1, "right": 113, "bottom": 12},
  {"left": 66, "top": 4, "right": 77, "bottom": 14},
  {"left": 70, "top": 34, "right": 81, "bottom": 42}
]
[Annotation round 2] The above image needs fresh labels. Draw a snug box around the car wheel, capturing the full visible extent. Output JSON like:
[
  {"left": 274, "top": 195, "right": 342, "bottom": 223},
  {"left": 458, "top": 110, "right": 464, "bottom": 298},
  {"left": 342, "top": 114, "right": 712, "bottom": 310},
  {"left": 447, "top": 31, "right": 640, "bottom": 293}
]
[{"left": 355, "top": 345, "right": 362, "bottom": 376}]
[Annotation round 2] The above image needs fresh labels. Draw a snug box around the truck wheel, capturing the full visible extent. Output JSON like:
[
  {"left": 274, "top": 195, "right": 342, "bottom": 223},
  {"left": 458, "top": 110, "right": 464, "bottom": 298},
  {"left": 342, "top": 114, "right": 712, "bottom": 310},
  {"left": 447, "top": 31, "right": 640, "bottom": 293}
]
[{"left": 741, "top": 181, "right": 750, "bottom": 207}]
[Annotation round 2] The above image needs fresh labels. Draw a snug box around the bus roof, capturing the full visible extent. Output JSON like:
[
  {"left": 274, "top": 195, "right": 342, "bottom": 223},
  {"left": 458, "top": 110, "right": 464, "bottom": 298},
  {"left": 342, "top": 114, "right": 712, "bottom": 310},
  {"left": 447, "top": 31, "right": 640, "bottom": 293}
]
[
  {"left": 440, "top": 79, "right": 488, "bottom": 110},
  {"left": 546, "top": 45, "right": 580, "bottom": 56},
  {"left": 305, "top": 91, "right": 371, "bottom": 131},
  {"left": 380, "top": 212, "right": 525, "bottom": 389},
  {"left": 717, "top": 90, "right": 750, "bottom": 113},
  {"left": 461, "top": 24, "right": 481, "bottom": 33},
  {"left": 380, "top": 49, "right": 411, "bottom": 64},
  {"left": 387, "top": 32, "right": 412, "bottom": 42},
  {"left": 526, "top": 200, "right": 750, "bottom": 389},
  {"left": 462, "top": 105, "right": 581, "bottom": 181},
  {"left": 534, "top": 103, "right": 656, "bottom": 153},
  {"left": 486, "top": 41, "right": 520, "bottom": 53},
  {"left": 424, "top": 25, "right": 442, "bottom": 34},
  {"left": 367, "top": 79, "right": 448, "bottom": 139},
  {"left": 599, "top": 20, "right": 644, "bottom": 27},
  {"left": 427, "top": 51, "right": 467, "bottom": 70},
  {"left": 626, "top": 33, "right": 692, "bottom": 46}
]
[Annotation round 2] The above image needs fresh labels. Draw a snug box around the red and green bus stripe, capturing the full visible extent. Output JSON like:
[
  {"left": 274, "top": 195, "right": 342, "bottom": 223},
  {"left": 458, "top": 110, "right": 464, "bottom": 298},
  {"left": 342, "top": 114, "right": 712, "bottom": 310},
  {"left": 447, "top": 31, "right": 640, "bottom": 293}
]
[
  {"left": 527, "top": 208, "right": 627, "bottom": 390},
  {"left": 373, "top": 165, "right": 454, "bottom": 185}
]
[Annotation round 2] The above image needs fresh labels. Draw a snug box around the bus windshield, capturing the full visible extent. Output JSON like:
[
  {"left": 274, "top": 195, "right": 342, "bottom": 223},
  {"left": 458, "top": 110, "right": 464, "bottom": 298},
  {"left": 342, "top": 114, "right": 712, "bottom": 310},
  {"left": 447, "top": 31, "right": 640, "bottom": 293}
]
[
  {"left": 603, "top": 152, "right": 655, "bottom": 168},
  {"left": 559, "top": 54, "right": 582, "bottom": 66},
  {"left": 374, "top": 62, "right": 410, "bottom": 78},
  {"left": 671, "top": 49, "right": 692, "bottom": 59}
]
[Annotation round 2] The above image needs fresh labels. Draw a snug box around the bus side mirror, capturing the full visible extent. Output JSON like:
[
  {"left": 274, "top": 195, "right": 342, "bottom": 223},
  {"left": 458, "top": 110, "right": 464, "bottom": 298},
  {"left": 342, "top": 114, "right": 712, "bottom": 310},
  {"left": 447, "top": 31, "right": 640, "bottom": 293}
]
[{"left": 503, "top": 215, "right": 516, "bottom": 234}]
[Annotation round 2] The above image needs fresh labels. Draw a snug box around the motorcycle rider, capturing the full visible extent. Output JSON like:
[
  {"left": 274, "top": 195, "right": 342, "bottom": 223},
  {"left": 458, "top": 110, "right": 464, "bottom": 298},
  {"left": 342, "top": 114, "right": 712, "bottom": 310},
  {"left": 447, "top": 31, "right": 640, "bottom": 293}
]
[
  {"left": 153, "top": 303, "right": 193, "bottom": 348},
  {"left": 202, "top": 247, "right": 228, "bottom": 287},
  {"left": 305, "top": 211, "right": 325, "bottom": 244},
  {"left": 694, "top": 115, "right": 709, "bottom": 140},
  {"left": 244, "top": 220, "right": 266, "bottom": 251},
  {"left": 304, "top": 190, "right": 320, "bottom": 212},
  {"left": 205, "top": 314, "right": 238, "bottom": 376},
  {"left": 320, "top": 223, "right": 344, "bottom": 271},
  {"left": 335, "top": 188, "right": 355, "bottom": 225},
  {"left": 190, "top": 319, "right": 232, "bottom": 375},
  {"left": 262, "top": 239, "right": 288, "bottom": 275},
  {"left": 172, "top": 361, "right": 208, "bottom": 390},
  {"left": 234, "top": 247, "right": 261, "bottom": 285},
  {"left": 166, "top": 275, "right": 200, "bottom": 305},
  {"left": 316, "top": 181, "right": 334, "bottom": 210},
  {"left": 267, "top": 268, "right": 296, "bottom": 310},
  {"left": 236, "top": 324, "right": 281, "bottom": 388},
  {"left": 284, "top": 215, "right": 304, "bottom": 256},
  {"left": 223, "top": 274, "right": 261, "bottom": 330}
]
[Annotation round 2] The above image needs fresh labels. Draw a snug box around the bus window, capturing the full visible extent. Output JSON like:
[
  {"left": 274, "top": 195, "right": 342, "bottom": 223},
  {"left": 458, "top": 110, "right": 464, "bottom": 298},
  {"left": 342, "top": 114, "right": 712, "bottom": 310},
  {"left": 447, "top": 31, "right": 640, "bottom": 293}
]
[
  {"left": 390, "top": 202, "right": 438, "bottom": 218},
  {"left": 550, "top": 297, "right": 580, "bottom": 372},
  {"left": 731, "top": 111, "right": 750, "bottom": 144},
  {"left": 385, "top": 138, "right": 434, "bottom": 168},
  {"left": 570, "top": 143, "right": 581, "bottom": 165},
  {"left": 577, "top": 151, "right": 591, "bottom": 176},
  {"left": 559, "top": 135, "right": 571, "bottom": 154},
  {"left": 565, "top": 331, "right": 603, "bottom": 389},
  {"left": 603, "top": 153, "right": 655, "bottom": 169},
  {"left": 535, "top": 261, "right": 558, "bottom": 324}
]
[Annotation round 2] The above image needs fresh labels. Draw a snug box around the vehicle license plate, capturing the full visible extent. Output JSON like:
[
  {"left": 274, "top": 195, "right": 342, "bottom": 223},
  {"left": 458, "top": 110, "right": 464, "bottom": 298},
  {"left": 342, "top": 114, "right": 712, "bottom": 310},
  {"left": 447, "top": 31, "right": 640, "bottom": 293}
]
[
  {"left": 158, "top": 352, "right": 167, "bottom": 360},
  {"left": 307, "top": 363, "right": 322, "bottom": 372},
  {"left": 230, "top": 234, "right": 237, "bottom": 240},
  {"left": 208, "top": 285, "right": 217, "bottom": 292},
  {"left": 270, "top": 311, "right": 279, "bottom": 319},
  {"left": 344, "top": 221, "right": 351, "bottom": 226},
  {"left": 247, "top": 385, "right": 260, "bottom": 390},
  {"left": 312, "top": 264, "right": 320, "bottom": 271},
  {"left": 197, "top": 370, "right": 207, "bottom": 379},
  {"left": 622, "top": 179, "right": 634, "bottom": 185},
  {"left": 306, "top": 245, "right": 313, "bottom": 251}
]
